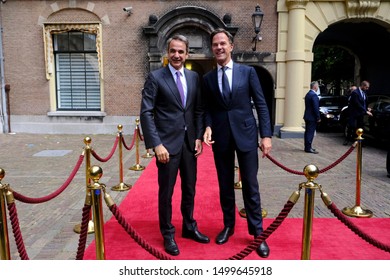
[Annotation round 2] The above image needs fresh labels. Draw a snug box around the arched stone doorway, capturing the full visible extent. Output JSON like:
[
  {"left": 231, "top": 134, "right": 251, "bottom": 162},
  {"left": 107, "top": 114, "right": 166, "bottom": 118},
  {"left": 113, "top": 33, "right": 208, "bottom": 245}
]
[{"left": 314, "top": 21, "right": 390, "bottom": 95}]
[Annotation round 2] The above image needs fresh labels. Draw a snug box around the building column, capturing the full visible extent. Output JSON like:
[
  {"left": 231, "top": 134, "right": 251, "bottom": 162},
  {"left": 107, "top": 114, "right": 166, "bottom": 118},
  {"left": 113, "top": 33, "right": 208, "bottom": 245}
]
[{"left": 279, "top": 0, "right": 308, "bottom": 138}]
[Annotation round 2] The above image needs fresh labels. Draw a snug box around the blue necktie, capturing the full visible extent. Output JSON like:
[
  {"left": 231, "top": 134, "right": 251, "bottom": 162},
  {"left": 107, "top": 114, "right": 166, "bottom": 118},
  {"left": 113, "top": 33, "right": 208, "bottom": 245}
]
[
  {"left": 176, "top": 71, "right": 185, "bottom": 106},
  {"left": 221, "top": 66, "right": 231, "bottom": 101}
]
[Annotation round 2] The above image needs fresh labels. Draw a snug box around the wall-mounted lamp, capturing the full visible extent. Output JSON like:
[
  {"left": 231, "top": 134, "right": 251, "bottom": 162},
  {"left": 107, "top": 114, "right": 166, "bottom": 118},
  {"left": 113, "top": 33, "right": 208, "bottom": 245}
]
[
  {"left": 251, "top": 4, "right": 264, "bottom": 51},
  {"left": 123, "top": 7, "right": 133, "bottom": 16}
]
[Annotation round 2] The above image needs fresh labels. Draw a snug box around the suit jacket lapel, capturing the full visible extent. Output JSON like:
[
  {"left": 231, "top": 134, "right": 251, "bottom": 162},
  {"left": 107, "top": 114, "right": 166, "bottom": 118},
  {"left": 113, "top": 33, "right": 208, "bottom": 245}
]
[
  {"left": 231, "top": 63, "right": 241, "bottom": 102},
  {"left": 184, "top": 68, "right": 193, "bottom": 109},
  {"left": 163, "top": 67, "right": 184, "bottom": 108}
]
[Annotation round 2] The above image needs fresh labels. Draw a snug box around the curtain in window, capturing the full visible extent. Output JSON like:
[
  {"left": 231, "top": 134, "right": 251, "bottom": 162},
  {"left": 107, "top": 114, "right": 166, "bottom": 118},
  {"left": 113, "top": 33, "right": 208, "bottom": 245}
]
[{"left": 43, "top": 23, "right": 102, "bottom": 80}]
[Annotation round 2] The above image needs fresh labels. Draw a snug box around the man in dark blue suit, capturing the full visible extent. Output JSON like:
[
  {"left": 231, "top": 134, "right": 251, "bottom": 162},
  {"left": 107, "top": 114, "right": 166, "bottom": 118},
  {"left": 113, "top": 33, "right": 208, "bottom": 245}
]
[
  {"left": 303, "top": 81, "right": 321, "bottom": 154},
  {"left": 202, "top": 28, "right": 272, "bottom": 258},
  {"left": 346, "top": 81, "right": 373, "bottom": 142},
  {"left": 140, "top": 35, "right": 209, "bottom": 256}
]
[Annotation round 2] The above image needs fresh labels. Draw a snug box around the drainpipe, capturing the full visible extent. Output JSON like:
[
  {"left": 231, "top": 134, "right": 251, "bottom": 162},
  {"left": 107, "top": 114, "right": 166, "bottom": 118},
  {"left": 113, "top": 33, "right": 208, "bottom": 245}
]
[{"left": 0, "top": 3, "right": 9, "bottom": 134}]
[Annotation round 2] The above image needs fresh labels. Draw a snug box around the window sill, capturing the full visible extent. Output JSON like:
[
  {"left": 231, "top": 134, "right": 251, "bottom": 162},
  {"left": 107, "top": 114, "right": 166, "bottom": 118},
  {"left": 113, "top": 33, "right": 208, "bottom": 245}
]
[{"left": 47, "top": 111, "right": 107, "bottom": 117}]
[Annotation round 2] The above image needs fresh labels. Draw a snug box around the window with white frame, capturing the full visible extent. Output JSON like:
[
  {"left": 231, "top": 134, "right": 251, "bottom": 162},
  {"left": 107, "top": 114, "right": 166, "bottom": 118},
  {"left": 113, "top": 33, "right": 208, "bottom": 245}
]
[{"left": 53, "top": 31, "right": 100, "bottom": 110}]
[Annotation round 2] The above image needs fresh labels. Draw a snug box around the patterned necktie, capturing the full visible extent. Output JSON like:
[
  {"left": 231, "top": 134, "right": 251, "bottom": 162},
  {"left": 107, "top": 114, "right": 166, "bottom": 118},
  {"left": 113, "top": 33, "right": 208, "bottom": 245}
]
[
  {"left": 221, "top": 66, "right": 231, "bottom": 101},
  {"left": 175, "top": 71, "right": 185, "bottom": 106}
]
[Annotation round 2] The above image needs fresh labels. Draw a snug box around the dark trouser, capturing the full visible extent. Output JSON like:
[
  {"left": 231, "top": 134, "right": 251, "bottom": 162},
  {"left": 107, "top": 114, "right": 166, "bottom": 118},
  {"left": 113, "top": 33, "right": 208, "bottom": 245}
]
[
  {"left": 156, "top": 137, "right": 197, "bottom": 239},
  {"left": 304, "top": 120, "right": 317, "bottom": 151},
  {"left": 387, "top": 149, "right": 390, "bottom": 176},
  {"left": 213, "top": 139, "right": 263, "bottom": 237},
  {"left": 347, "top": 115, "right": 364, "bottom": 140}
]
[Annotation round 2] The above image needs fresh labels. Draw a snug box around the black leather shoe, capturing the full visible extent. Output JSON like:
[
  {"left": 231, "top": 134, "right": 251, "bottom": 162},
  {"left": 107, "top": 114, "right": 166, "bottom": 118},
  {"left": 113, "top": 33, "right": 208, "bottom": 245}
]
[
  {"left": 164, "top": 238, "right": 179, "bottom": 256},
  {"left": 256, "top": 241, "right": 270, "bottom": 258},
  {"left": 305, "top": 148, "right": 319, "bottom": 154},
  {"left": 216, "top": 227, "right": 234, "bottom": 245},
  {"left": 182, "top": 229, "right": 210, "bottom": 243}
]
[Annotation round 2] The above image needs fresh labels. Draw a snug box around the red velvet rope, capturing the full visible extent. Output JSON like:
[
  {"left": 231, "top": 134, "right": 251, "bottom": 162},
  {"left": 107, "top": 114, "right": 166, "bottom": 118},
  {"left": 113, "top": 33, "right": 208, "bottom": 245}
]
[
  {"left": 328, "top": 202, "right": 390, "bottom": 253},
  {"left": 137, "top": 127, "right": 144, "bottom": 142},
  {"left": 91, "top": 135, "right": 119, "bottom": 162},
  {"left": 318, "top": 143, "right": 356, "bottom": 173},
  {"left": 76, "top": 204, "right": 92, "bottom": 260},
  {"left": 266, "top": 143, "right": 356, "bottom": 175},
  {"left": 122, "top": 129, "right": 137, "bottom": 151},
  {"left": 13, "top": 154, "right": 85, "bottom": 204},
  {"left": 227, "top": 200, "right": 295, "bottom": 260},
  {"left": 7, "top": 203, "right": 29, "bottom": 260},
  {"left": 109, "top": 204, "right": 173, "bottom": 260}
]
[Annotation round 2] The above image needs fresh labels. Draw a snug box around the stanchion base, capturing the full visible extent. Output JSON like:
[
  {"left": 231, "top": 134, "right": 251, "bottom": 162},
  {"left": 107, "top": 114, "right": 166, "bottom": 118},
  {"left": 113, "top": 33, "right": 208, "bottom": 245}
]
[
  {"left": 111, "top": 182, "right": 132, "bottom": 192},
  {"left": 234, "top": 181, "right": 242, "bottom": 189},
  {"left": 342, "top": 205, "right": 373, "bottom": 218},
  {"left": 239, "top": 208, "right": 267, "bottom": 219},
  {"left": 142, "top": 153, "right": 154, "bottom": 158},
  {"left": 73, "top": 220, "right": 95, "bottom": 234},
  {"left": 129, "top": 164, "right": 145, "bottom": 171}
]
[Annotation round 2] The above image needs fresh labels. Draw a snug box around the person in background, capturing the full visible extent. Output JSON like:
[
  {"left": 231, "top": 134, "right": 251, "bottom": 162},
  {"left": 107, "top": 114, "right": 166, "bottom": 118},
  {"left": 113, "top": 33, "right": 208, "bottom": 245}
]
[
  {"left": 344, "top": 81, "right": 372, "bottom": 145},
  {"left": 303, "top": 81, "right": 321, "bottom": 154},
  {"left": 140, "top": 34, "right": 209, "bottom": 256},
  {"left": 387, "top": 148, "right": 390, "bottom": 178},
  {"left": 343, "top": 85, "right": 357, "bottom": 145},
  {"left": 202, "top": 28, "right": 272, "bottom": 258}
]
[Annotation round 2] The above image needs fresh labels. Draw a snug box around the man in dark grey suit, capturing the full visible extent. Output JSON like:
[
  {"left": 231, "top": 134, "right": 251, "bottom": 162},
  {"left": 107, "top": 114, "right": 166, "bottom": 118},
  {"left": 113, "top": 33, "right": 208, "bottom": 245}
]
[
  {"left": 303, "top": 81, "right": 321, "bottom": 154},
  {"left": 140, "top": 35, "right": 209, "bottom": 256},
  {"left": 202, "top": 28, "right": 272, "bottom": 258}
]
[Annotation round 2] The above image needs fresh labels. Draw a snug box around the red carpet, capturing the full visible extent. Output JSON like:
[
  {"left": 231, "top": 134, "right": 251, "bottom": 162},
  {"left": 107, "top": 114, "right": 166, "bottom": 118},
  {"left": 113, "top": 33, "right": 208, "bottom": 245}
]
[{"left": 83, "top": 146, "right": 390, "bottom": 260}]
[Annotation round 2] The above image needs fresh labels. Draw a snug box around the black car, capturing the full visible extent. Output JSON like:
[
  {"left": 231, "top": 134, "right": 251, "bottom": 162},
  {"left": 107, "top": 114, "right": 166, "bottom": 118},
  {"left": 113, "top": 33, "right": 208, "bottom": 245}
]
[
  {"left": 340, "top": 95, "right": 390, "bottom": 144},
  {"left": 318, "top": 95, "right": 348, "bottom": 131}
]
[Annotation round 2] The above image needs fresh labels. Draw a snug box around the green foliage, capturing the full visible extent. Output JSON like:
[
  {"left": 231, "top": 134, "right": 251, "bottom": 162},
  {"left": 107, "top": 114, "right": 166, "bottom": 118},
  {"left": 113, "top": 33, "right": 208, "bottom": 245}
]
[{"left": 312, "top": 46, "right": 355, "bottom": 94}]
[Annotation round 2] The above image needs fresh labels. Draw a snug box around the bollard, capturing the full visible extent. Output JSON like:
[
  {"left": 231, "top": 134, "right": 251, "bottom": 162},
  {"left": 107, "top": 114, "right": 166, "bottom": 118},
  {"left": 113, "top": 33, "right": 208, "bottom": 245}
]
[
  {"left": 342, "top": 128, "right": 373, "bottom": 218},
  {"left": 88, "top": 165, "right": 106, "bottom": 260},
  {"left": 0, "top": 168, "right": 11, "bottom": 260},
  {"left": 74, "top": 137, "right": 95, "bottom": 234},
  {"left": 112, "top": 125, "right": 132, "bottom": 191},
  {"left": 129, "top": 119, "right": 145, "bottom": 171},
  {"left": 300, "top": 164, "right": 321, "bottom": 260}
]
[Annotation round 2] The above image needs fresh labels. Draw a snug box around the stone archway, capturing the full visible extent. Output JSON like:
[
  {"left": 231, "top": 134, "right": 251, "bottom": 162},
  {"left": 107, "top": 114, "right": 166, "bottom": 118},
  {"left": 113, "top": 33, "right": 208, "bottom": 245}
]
[{"left": 142, "top": 5, "right": 238, "bottom": 71}]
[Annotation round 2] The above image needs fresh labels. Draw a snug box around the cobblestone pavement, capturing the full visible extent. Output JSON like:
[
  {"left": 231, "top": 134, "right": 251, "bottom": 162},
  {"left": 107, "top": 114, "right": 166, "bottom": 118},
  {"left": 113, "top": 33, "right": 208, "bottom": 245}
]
[{"left": 0, "top": 130, "right": 389, "bottom": 260}]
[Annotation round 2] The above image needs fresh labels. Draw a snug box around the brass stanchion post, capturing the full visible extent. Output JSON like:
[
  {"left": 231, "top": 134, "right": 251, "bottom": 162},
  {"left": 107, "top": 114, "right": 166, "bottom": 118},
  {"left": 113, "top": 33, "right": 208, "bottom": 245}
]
[
  {"left": 0, "top": 168, "right": 11, "bottom": 260},
  {"left": 234, "top": 166, "right": 242, "bottom": 189},
  {"left": 112, "top": 125, "right": 132, "bottom": 191},
  {"left": 142, "top": 149, "right": 154, "bottom": 158},
  {"left": 88, "top": 166, "right": 106, "bottom": 260},
  {"left": 129, "top": 119, "right": 145, "bottom": 171},
  {"left": 74, "top": 137, "right": 95, "bottom": 234},
  {"left": 235, "top": 166, "right": 267, "bottom": 219},
  {"left": 300, "top": 164, "right": 321, "bottom": 260},
  {"left": 342, "top": 128, "right": 373, "bottom": 218}
]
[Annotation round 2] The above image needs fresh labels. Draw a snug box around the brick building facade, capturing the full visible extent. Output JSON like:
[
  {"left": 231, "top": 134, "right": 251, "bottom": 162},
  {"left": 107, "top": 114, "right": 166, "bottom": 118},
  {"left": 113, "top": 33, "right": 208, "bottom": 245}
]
[{"left": 0, "top": 0, "right": 278, "bottom": 134}]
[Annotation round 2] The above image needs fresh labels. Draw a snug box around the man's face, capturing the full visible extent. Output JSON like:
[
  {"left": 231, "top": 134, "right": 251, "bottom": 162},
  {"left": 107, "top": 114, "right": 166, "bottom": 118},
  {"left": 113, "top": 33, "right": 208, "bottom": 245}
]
[
  {"left": 211, "top": 32, "right": 233, "bottom": 66},
  {"left": 362, "top": 83, "right": 370, "bottom": 92},
  {"left": 168, "top": 39, "right": 188, "bottom": 70}
]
